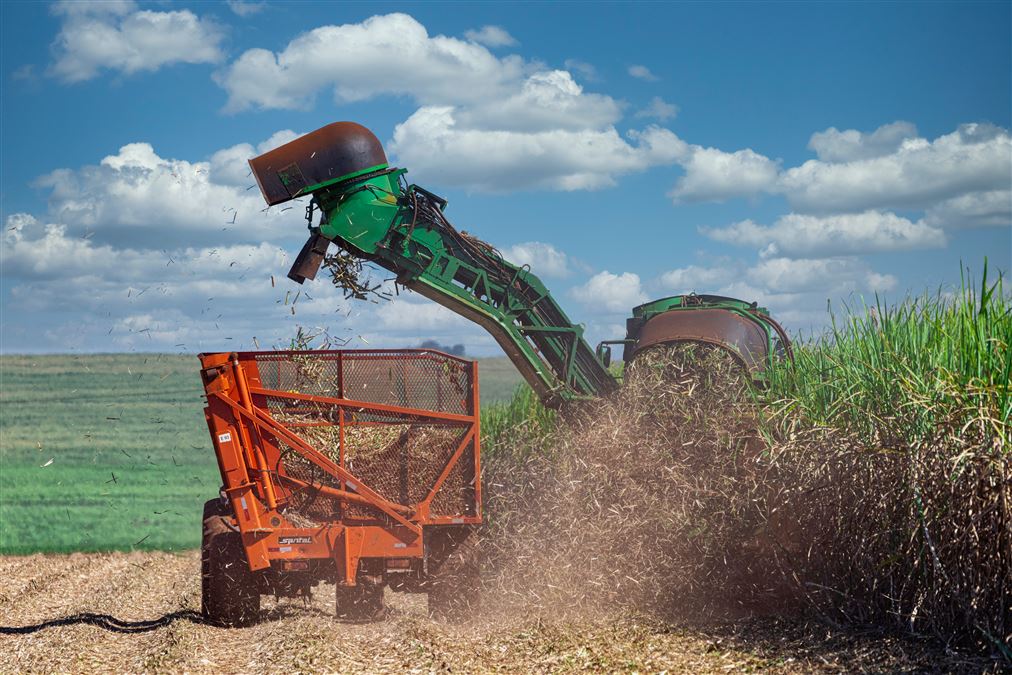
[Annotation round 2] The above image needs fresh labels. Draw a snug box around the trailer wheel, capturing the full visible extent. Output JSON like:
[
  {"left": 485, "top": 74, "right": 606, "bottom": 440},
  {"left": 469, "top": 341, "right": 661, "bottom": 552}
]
[
  {"left": 335, "top": 581, "right": 385, "bottom": 622},
  {"left": 201, "top": 499, "right": 260, "bottom": 627},
  {"left": 427, "top": 529, "right": 480, "bottom": 620}
]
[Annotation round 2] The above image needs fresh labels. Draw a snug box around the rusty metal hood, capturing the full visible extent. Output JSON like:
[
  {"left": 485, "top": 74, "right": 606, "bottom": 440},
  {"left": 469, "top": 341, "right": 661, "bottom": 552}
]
[
  {"left": 630, "top": 309, "right": 772, "bottom": 370},
  {"left": 248, "top": 122, "right": 388, "bottom": 206}
]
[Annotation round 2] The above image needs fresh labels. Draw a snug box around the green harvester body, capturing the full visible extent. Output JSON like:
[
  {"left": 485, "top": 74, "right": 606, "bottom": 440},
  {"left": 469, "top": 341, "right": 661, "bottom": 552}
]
[{"left": 249, "top": 122, "right": 791, "bottom": 405}]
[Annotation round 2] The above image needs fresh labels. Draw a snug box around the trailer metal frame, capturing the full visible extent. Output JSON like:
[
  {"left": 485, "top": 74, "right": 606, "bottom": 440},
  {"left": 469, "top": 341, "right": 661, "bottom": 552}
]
[{"left": 199, "top": 349, "right": 481, "bottom": 597}]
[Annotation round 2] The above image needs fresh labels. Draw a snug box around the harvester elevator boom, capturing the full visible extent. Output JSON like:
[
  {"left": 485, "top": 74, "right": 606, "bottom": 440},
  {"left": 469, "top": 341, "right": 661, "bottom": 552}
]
[
  {"left": 251, "top": 123, "right": 616, "bottom": 405},
  {"left": 248, "top": 122, "right": 790, "bottom": 406}
]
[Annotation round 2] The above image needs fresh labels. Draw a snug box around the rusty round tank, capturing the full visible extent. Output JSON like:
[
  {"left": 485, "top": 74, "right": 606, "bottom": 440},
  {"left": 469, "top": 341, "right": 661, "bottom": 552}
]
[
  {"left": 249, "top": 122, "right": 389, "bottom": 206},
  {"left": 629, "top": 309, "right": 773, "bottom": 370}
]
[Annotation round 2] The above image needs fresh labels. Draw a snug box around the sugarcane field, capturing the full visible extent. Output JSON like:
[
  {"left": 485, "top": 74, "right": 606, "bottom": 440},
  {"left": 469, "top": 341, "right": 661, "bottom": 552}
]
[{"left": 1, "top": 3, "right": 1010, "bottom": 674}]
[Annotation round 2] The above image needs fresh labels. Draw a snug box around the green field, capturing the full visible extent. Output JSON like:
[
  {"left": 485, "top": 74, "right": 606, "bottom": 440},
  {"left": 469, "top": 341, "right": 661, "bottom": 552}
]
[{"left": 0, "top": 353, "right": 522, "bottom": 555}]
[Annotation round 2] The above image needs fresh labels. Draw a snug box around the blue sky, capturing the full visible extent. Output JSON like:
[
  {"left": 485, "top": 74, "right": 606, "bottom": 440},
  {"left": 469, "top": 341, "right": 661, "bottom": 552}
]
[{"left": 2, "top": 0, "right": 1009, "bottom": 355}]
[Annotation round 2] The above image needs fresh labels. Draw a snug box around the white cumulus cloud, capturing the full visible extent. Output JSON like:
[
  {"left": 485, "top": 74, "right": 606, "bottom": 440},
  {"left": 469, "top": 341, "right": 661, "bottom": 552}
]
[
  {"left": 2, "top": 213, "right": 289, "bottom": 286},
  {"left": 670, "top": 146, "right": 780, "bottom": 203},
  {"left": 658, "top": 264, "right": 739, "bottom": 293},
  {"left": 453, "top": 70, "right": 622, "bottom": 132},
  {"left": 215, "top": 13, "right": 525, "bottom": 112},
  {"left": 2, "top": 213, "right": 494, "bottom": 354},
  {"left": 746, "top": 257, "right": 897, "bottom": 294},
  {"left": 227, "top": 0, "right": 267, "bottom": 17},
  {"left": 663, "top": 122, "right": 1011, "bottom": 221},
  {"left": 702, "top": 211, "right": 947, "bottom": 258},
  {"left": 564, "top": 59, "right": 598, "bottom": 82},
  {"left": 628, "top": 64, "right": 658, "bottom": 81},
  {"left": 501, "top": 242, "right": 571, "bottom": 278},
  {"left": 782, "top": 123, "right": 1012, "bottom": 213},
  {"left": 923, "top": 190, "right": 1012, "bottom": 229},
  {"left": 214, "top": 13, "right": 685, "bottom": 193},
  {"left": 807, "top": 121, "right": 919, "bottom": 162},
  {"left": 464, "top": 25, "right": 518, "bottom": 47},
  {"left": 208, "top": 129, "right": 302, "bottom": 187},
  {"left": 34, "top": 139, "right": 304, "bottom": 247},
  {"left": 652, "top": 257, "right": 899, "bottom": 331},
  {"left": 570, "top": 271, "right": 647, "bottom": 313},
  {"left": 376, "top": 299, "right": 471, "bottom": 331},
  {"left": 635, "top": 96, "right": 679, "bottom": 121},
  {"left": 390, "top": 107, "right": 688, "bottom": 191},
  {"left": 49, "top": 0, "right": 223, "bottom": 82}
]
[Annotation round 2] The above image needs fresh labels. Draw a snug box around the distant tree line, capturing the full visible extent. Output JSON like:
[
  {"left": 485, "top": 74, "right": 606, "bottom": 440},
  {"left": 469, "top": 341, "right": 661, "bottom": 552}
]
[{"left": 418, "top": 339, "right": 465, "bottom": 356}]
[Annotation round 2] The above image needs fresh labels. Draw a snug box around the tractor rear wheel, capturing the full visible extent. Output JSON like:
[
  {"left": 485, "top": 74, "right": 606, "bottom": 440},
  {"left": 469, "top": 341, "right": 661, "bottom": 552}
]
[
  {"left": 201, "top": 498, "right": 260, "bottom": 627},
  {"left": 334, "top": 581, "right": 385, "bottom": 622},
  {"left": 426, "top": 528, "right": 480, "bottom": 620}
]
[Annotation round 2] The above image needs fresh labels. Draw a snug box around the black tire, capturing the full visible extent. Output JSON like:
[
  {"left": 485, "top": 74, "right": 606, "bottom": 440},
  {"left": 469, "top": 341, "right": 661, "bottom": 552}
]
[
  {"left": 201, "top": 498, "right": 260, "bottom": 627},
  {"left": 334, "top": 581, "right": 385, "bottom": 622},
  {"left": 426, "top": 528, "right": 480, "bottom": 620}
]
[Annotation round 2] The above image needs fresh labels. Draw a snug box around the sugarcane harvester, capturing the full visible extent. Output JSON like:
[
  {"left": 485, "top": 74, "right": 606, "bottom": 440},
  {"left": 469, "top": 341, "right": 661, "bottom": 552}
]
[
  {"left": 252, "top": 122, "right": 791, "bottom": 405},
  {"left": 196, "top": 122, "right": 792, "bottom": 628}
]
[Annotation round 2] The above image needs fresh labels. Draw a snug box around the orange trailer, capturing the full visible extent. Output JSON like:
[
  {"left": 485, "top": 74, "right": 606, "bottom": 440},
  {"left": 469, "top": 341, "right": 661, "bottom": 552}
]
[{"left": 197, "top": 349, "right": 481, "bottom": 625}]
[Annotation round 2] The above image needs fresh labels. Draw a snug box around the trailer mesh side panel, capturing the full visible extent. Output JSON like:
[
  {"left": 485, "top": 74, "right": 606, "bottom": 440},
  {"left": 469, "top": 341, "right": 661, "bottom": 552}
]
[
  {"left": 253, "top": 351, "right": 470, "bottom": 414},
  {"left": 247, "top": 350, "right": 476, "bottom": 525},
  {"left": 429, "top": 437, "right": 477, "bottom": 517}
]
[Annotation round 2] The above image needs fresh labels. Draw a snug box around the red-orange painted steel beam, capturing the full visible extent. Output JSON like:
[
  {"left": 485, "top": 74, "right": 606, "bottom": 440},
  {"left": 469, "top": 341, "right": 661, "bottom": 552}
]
[
  {"left": 209, "top": 392, "right": 422, "bottom": 536},
  {"left": 246, "top": 386, "right": 475, "bottom": 424},
  {"left": 419, "top": 427, "right": 476, "bottom": 511},
  {"left": 277, "top": 474, "right": 413, "bottom": 515}
]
